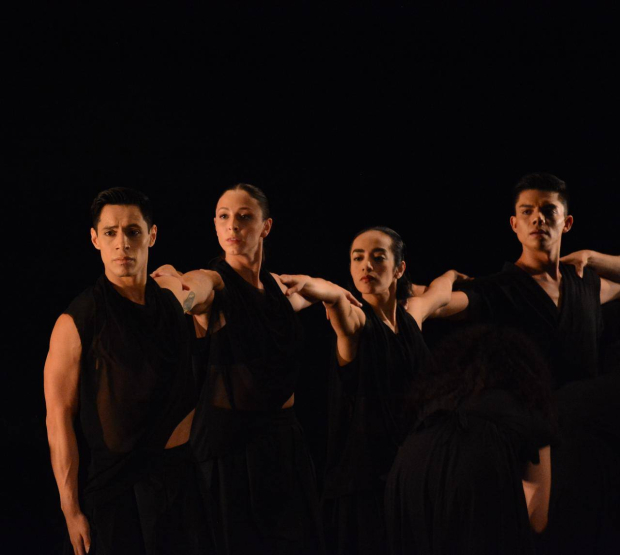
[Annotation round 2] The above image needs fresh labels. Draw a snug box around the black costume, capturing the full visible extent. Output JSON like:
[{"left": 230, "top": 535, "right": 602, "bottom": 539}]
[
  {"left": 64, "top": 275, "right": 207, "bottom": 555},
  {"left": 459, "top": 262, "right": 603, "bottom": 388},
  {"left": 385, "top": 389, "right": 553, "bottom": 555},
  {"left": 322, "top": 302, "right": 432, "bottom": 555},
  {"left": 536, "top": 372, "right": 620, "bottom": 555},
  {"left": 458, "top": 263, "right": 620, "bottom": 553},
  {"left": 190, "top": 260, "right": 323, "bottom": 555}
]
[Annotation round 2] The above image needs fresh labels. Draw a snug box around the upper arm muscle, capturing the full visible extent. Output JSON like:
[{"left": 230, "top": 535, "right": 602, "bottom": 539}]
[
  {"left": 600, "top": 277, "right": 620, "bottom": 304},
  {"left": 44, "top": 314, "right": 82, "bottom": 416}
]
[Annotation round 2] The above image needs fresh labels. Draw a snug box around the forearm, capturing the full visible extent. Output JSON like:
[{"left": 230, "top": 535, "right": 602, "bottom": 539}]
[
  {"left": 47, "top": 411, "right": 81, "bottom": 515},
  {"left": 423, "top": 272, "right": 457, "bottom": 313},
  {"left": 586, "top": 251, "right": 620, "bottom": 281},
  {"left": 182, "top": 269, "right": 222, "bottom": 311},
  {"left": 324, "top": 290, "right": 362, "bottom": 337}
]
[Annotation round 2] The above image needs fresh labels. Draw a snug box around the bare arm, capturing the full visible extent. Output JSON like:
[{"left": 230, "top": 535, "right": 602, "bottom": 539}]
[
  {"left": 279, "top": 274, "right": 366, "bottom": 364},
  {"left": 600, "top": 277, "right": 620, "bottom": 304},
  {"left": 152, "top": 265, "right": 223, "bottom": 314},
  {"left": 44, "top": 315, "right": 91, "bottom": 555},
  {"left": 405, "top": 270, "right": 466, "bottom": 328},
  {"left": 522, "top": 446, "right": 552, "bottom": 533},
  {"left": 561, "top": 250, "right": 620, "bottom": 281}
]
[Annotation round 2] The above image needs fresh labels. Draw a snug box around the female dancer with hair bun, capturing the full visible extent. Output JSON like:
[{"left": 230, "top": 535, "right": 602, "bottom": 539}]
[
  {"left": 164, "top": 184, "right": 360, "bottom": 555},
  {"left": 280, "top": 226, "right": 464, "bottom": 555}
]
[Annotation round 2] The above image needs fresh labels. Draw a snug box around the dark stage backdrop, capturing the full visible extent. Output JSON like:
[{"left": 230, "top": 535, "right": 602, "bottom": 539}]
[{"left": 4, "top": 4, "right": 619, "bottom": 553}]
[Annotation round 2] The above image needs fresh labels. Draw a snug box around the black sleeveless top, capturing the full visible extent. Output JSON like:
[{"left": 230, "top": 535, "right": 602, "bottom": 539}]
[
  {"left": 190, "top": 259, "right": 304, "bottom": 460},
  {"left": 459, "top": 262, "right": 603, "bottom": 388},
  {"left": 64, "top": 275, "right": 196, "bottom": 503},
  {"left": 323, "top": 302, "right": 433, "bottom": 497}
]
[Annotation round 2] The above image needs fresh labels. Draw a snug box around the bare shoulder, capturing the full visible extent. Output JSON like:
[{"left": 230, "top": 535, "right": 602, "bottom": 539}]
[
  {"left": 46, "top": 314, "right": 82, "bottom": 372},
  {"left": 50, "top": 314, "right": 81, "bottom": 348},
  {"left": 45, "top": 314, "right": 82, "bottom": 408}
]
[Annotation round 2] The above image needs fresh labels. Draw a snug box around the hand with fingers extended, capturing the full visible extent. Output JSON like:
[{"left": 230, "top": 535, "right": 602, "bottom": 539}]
[
  {"left": 64, "top": 509, "right": 91, "bottom": 555},
  {"left": 151, "top": 264, "right": 185, "bottom": 280},
  {"left": 449, "top": 270, "right": 472, "bottom": 282},
  {"left": 560, "top": 250, "right": 591, "bottom": 278},
  {"left": 279, "top": 274, "right": 362, "bottom": 308}
]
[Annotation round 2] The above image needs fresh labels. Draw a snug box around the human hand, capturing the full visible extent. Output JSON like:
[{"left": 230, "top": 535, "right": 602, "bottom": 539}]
[
  {"left": 280, "top": 275, "right": 362, "bottom": 307},
  {"left": 560, "top": 250, "right": 591, "bottom": 278},
  {"left": 151, "top": 264, "right": 184, "bottom": 280},
  {"left": 64, "top": 510, "right": 91, "bottom": 555},
  {"left": 441, "top": 270, "right": 471, "bottom": 283}
]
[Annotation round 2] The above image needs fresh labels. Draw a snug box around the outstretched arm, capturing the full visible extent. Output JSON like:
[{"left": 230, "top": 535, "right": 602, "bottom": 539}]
[
  {"left": 406, "top": 270, "right": 469, "bottom": 328},
  {"left": 274, "top": 274, "right": 361, "bottom": 314},
  {"left": 279, "top": 274, "right": 365, "bottom": 364},
  {"left": 44, "top": 315, "right": 91, "bottom": 555},
  {"left": 522, "top": 446, "right": 552, "bottom": 533},
  {"left": 152, "top": 265, "right": 224, "bottom": 314}
]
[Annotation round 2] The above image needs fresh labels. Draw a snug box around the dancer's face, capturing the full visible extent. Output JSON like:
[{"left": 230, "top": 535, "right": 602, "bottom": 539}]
[
  {"left": 350, "top": 230, "right": 405, "bottom": 297},
  {"left": 91, "top": 204, "right": 157, "bottom": 279},
  {"left": 214, "top": 189, "right": 272, "bottom": 258},
  {"left": 510, "top": 189, "right": 573, "bottom": 251}
]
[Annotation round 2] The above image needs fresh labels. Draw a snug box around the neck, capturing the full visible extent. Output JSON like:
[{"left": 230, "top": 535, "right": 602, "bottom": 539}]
[
  {"left": 362, "top": 289, "right": 399, "bottom": 328},
  {"left": 224, "top": 247, "right": 263, "bottom": 288},
  {"left": 515, "top": 244, "right": 562, "bottom": 280},
  {"left": 105, "top": 270, "right": 148, "bottom": 304}
]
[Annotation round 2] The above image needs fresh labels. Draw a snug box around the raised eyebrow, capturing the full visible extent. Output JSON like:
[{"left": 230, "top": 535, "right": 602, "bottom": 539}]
[{"left": 351, "top": 249, "right": 366, "bottom": 254}]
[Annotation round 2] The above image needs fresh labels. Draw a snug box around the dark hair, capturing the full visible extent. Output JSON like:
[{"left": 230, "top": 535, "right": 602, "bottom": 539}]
[
  {"left": 349, "top": 226, "right": 413, "bottom": 302},
  {"left": 413, "top": 325, "right": 554, "bottom": 421},
  {"left": 218, "top": 183, "right": 270, "bottom": 220},
  {"left": 513, "top": 172, "right": 569, "bottom": 215},
  {"left": 91, "top": 187, "right": 154, "bottom": 230}
]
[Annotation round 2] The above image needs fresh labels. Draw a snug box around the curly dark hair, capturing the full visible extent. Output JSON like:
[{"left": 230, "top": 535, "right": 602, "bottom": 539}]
[{"left": 413, "top": 325, "right": 555, "bottom": 422}]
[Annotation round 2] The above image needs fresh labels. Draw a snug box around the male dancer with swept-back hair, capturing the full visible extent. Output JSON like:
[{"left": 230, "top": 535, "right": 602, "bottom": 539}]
[{"left": 44, "top": 188, "right": 220, "bottom": 555}]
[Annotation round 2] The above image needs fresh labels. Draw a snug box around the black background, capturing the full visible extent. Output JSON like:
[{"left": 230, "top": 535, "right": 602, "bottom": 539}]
[{"left": 4, "top": 3, "right": 620, "bottom": 553}]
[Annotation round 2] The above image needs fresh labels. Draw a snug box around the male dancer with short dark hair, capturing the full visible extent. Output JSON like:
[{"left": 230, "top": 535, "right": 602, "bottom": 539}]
[
  {"left": 431, "top": 173, "right": 620, "bottom": 553},
  {"left": 44, "top": 188, "right": 219, "bottom": 555},
  {"left": 436, "top": 172, "right": 620, "bottom": 387}
]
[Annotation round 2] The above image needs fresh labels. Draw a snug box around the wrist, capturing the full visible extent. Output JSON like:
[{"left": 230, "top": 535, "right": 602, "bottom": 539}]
[{"left": 61, "top": 498, "right": 81, "bottom": 516}]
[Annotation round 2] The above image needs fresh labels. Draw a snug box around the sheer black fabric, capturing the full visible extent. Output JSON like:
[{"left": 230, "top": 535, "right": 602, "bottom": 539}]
[
  {"left": 458, "top": 262, "right": 603, "bottom": 388},
  {"left": 322, "top": 302, "right": 432, "bottom": 554},
  {"left": 190, "top": 259, "right": 323, "bottom": 554},
  {"left": 385, "top": 389, "right": 554, "bottom": 555},
  {"left": 64, "top": 275, "right": 203, "bottom": 553}
]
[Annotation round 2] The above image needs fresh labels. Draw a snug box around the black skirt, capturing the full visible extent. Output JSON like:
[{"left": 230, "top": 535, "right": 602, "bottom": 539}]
[
  {"left": 196, "top": 407, "right": 324, "bottom": 555},
  {"left": 66, "top": 443, "right": 211, "bottom": 555}
]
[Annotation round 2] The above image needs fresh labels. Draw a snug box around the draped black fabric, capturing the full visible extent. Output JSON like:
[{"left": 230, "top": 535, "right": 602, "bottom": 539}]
[
  {"left": 385, "top": 389, "right": 554, "bottom": 555},
  {"left": 458, "top": 262, "right": 603, "bottom": 388},
  {"left": 535, "top": 373, "right": 620, "bottom": 555},
  {"left": 322, "top": 302, "right": 432, "bottom": 555},
  {"left": 323, "top": 302, "right": 432, "bottom": 498},
  {"left": 190, "top": 259, "right": 323, "bottom": 554},
  {"left": 64, "top": 275, "right": 203, "bottom": 553}
]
